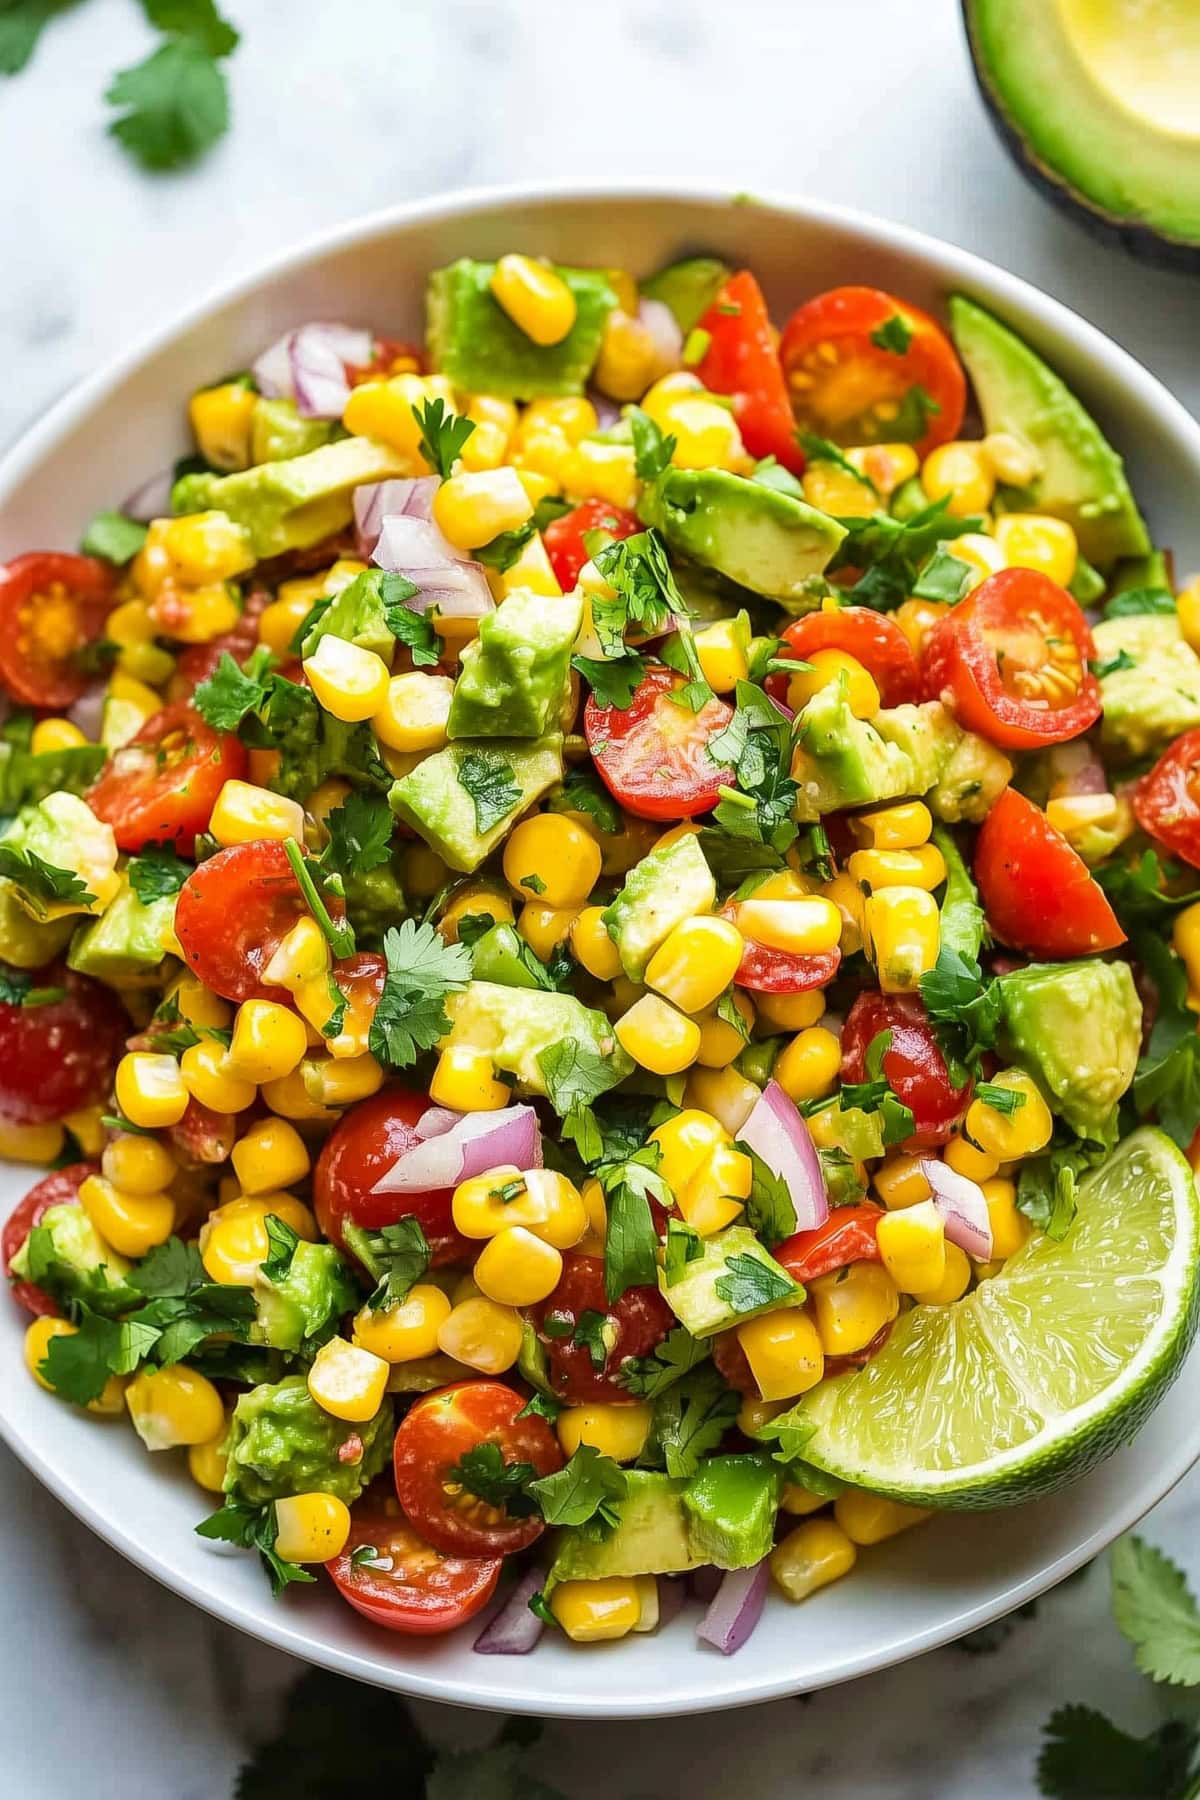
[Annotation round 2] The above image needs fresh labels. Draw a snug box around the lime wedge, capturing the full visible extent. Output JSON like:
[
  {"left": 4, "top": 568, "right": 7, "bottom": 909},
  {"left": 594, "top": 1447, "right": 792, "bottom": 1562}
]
[{"left": 796, "top": 1128, "right": 1200, "bottom": 1507}]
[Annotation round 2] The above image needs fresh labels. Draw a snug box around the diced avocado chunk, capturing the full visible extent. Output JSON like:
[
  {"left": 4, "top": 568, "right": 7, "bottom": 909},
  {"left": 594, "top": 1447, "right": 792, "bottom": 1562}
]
[
  {"left": 172, "top": 435, "right": 405, "bottom": 560},
  {"left": 9, "top": 1203, "right": 134, "bottom": 1315},
  {"left": 641, "top": 468, "right": 845, "bottom": 606},
  {"left": 223, "top": 1375, "right": 393, "bottom": 1507},
  {"left": 998, "top": 958, "right": 1141, "bottom": 1141},
  {"left": 547, "top": 1471, "right": 699, "bottom": 1587},
  {"left": 792, "top": 689, "right": 1011, "bottom": 824},
  {"left": 1110, "top": 550, "right": 1171, "bottom": 596},
  {"left": 948, "top": 296, "right": 1150, "bottom": 568},
  {"left": 448, "top": 590, "right": 583, "bottom": 739},
  {"left": 603, "top": 832, "right": 716, "bottom": 980},
  {"left": 659, "top": 1224, "right": 803, "bottom": 1339},
  {"left": 1092, "top": 613, "right": 1200, "bottom": 759},
  {"left": 0, "top": 886, "right": 74, "bottom": 968},
  {"left": 926, "top": 725, "right": 1014, "bottom": 824},
  {"left": 251, "top": 397, "right": 338, "bottom": 465},
  {"left": 442, "top": 980, "right": 632, "bottom": 1095},
  {"left": 0, "top": 741, "right": 105, "bottom": 814},
  {"left": 1, "top": 792, "right": 118, "bottom": 921},
  {"left": 682, "top": 1454, "right": 781, "bottom": 1568},
  {"left": 427, "top": 259, "right": 616, "bottom": 400},
  {"left": 339, "top": 855, "right": 405, "bottom": 951},
  {"left": 301, "top": 568, "right": 396, "bottom": 662},
  {"left": 250, "top": 1241, "right": 358, "bottom": 1354},
  {"left": 67, "top": 876, "right": 174, "bottom": 982},
  {"left": 389, "top": 735, "right": 563, "bottom": 873},
  {"left": 470, "top": 923, "right": 544, "bottom": 991},
  {"left": 640, "top": 257, "right": 730, "bottom": 333}
]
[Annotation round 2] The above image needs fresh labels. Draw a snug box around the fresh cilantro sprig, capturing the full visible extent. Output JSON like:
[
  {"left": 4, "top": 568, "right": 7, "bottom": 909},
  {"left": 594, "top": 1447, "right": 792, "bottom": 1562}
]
[
  {"left": 708, "top": 679, "right": 799, "bottom": 857},
  {"left": 0, "top": 845, "right": 94, "bottom": 909},
  {"left": 127, "top": 843, "right": 192, "bottom": 903},
  {"left": 830, "top": 498, "right": 982, "bottom": 612},
  {"left": 629, "top": 407, "right": 676, "bottom": 480},
  {"left": 870, "top": 313, "right": 914, "bottom": 354},
  {"left": 457, "top": 751, "right": 523, "bottom": 835},
  {"left": 640, "top": 1364, "right": 739, "bottom": 1480},
  {"left": 342, "top": 1216, "right": 431, "bottom": 1313},
  {"left": 570, "top": 652, "right": 645, "bottom": 710},
  {"left": 449, "top": 1443, "right": 539, "bottom": 1518},
  {"left": 1111, "top": 1536, "right": 1200, "bottom": 1687},
  {"left": 527, "top": 1443, "right": 627, "bottom": 1536},
  {"left": 599, "top": 1144, "right": 671, "bottom": 1304},
  {"left": 196, "top": 1500, "right": 315, "bottom": 1599},
  {"left": 589, "top": 529, "right": 686, "bottom": 657},
  {"left": 736, "top": 1143, "right": 797, "bottom": 1246},
  {"left": 616, "top": 1324, "right": 709, "bottom": 1398},
  {"left": 713, "top": 1253, "right": 796, "bottom": 1314},
  {"left": 386, "top": 597, "right": 443, "bottom": 668},
  {"left": 368, "top": 918, "right": 471, "bottom": 1070},
  {"left": 1132, "top": 933, "right": 1200, "bottom": 1147},
  {"left": 474, "top": 522, "right": 536, "bottom": 572},
  {"left": 193, "top": 645, "right": 272, "bottom": 733},
  {"left": 80, "top": 509, "right": 148, "bottom": 564},
  {"left": 321, "top": 790, "right": 394, "bottom": 881},
  {"left": 414, "top": 397, "right": 475, "bottom": 481},
  {"left": 1096, "top": 848, "right": 1198, "bottom": 926},
  {"left": 282, "top": 838, "right": 356, "bottom": 959},
  {"left": 919, "top": 946, "right": 1001, "bottom": 1088}
]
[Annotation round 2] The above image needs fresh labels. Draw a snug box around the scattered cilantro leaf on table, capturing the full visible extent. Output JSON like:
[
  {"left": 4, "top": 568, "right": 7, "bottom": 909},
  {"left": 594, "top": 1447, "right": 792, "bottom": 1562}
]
[{"left": 1111, "top": 1536, "right": 1200, "bottom": 1688}]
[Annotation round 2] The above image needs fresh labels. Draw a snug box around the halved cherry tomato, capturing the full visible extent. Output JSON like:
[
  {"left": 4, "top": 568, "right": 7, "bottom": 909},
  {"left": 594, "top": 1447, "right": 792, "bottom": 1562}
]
[
  {"left": 313, "top": 1085, "right": 470, "bottom": 1267},
  {"left": 329, "top": 951, "right": 386, "bottom": 1047},
  {"left": 842, "top": 992, "right": 971, "bottom": 1145},
  {"left": 392, "top": 1380, "right": 562, "bottom": 1557},
  {"left": 542, "top": 499, "right": 640, "bottom": 593},
  {"left": 584, "top": 663, "right": 733, "bottom": 822},
  {"left": 775, "top": 1204, "right": 885, "bottom": 1284},
  {"left": 528, "top": 1252, "right": 674, "bottom": 1404},
  {"left": 719, "top": 900, "right": 840, "bottom": 994},
  {"left": 171, "top": 589, "right": 268, "bottom": 699},
  {"left": 768, "top": 608, "right": 920, "bottom": 708},
  {"left": 0, "top": 966, "right": 126, "bottom": 1126},
  {"left": 920, "top": 569, "right": 1100, "bottom": 750},
  {"left": 0, "top": 553, "right": 115, "bottom": 709},
  {"left": 695, "top": 270, "right": 805, "bottom": 475},
  {"left": 168, "top": 1099, "right": 236, "bottom": 1166},
  {"left": 345, "top": 337, "right": 425, "bottom": 386},
  {"left": 779, "top": 285, "right": 965, "bottom": 456},
  {"left": 1134, "top": 729, "right": 1200, "bottom": 871},
  {"left": 711, "top": 1329, "right": 757, "bottom": 1397},
  {"left": 328, "top": 1492, "right": 500, "bottom": 1635},
  {"left": 3, "top": 1165, "right": 94, "bottom": 1317},
  {"left": 975, "top": 787, "right": 1125, "bottom": 957},
  {"left": 173, "top": 839, "right": 320, "bottom": 1003},
  {"left": 88, "top": 701, "right": 245, "bottom": 854}
]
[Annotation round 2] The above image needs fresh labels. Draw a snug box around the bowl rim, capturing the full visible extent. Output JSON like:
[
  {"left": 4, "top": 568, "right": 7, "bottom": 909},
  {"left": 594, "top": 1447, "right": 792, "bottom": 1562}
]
[{"left": 3, "top": 180, "right": 1200, "bottom": 1718}]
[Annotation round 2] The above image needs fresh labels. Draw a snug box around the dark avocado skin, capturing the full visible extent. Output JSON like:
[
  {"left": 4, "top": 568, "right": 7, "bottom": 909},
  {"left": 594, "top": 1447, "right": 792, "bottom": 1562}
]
[{"left": 961, "top": 0, "right": 1200, "bottom": 273}]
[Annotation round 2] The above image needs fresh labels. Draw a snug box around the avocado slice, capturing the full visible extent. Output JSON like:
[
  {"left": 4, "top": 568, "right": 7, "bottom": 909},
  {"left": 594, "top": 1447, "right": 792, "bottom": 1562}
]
[
  {"left": 547, "top": 1472, "right": 700, "bottom": 1588},
  {"left": 997, "top": 959, "right": 1141, "bottom": 1142},
  {"left": 964, "top": 0, "right": 1200, "bottom": 270},
  {"left": 426, "top": 259, "right": 616, "bottom": 400},
  {"left": 388, "top": 734, "right": 563, "bottom": 873},
  {"left": 300, "top": 569, "right": 396, "bottom": 663},
  {"left": 442, "top": 980, "right": 632, "bottom": 1097},
  {"left": 640, "top": 256, "right": 730, "bottom": 333},
  {"left": 603, "top": 832, "right": 717, "bottom": 981},
  {"left": 251, "top": 397, "right": 338, "bottom": 466},
  {"left": 682, "top": 1454, "right": 781, "bottom": 1567},
  {"left": 67, "top": 876, "right": 175, "bottom": 983},
  {"left": 1, "top": 792, "right": 119, "bottom": 922},
  {"left": 448, "top": 590, "right": 583, "bottom": 740},
  {"left": 250, "top": 1241, "right": 358, "bottom": 1354},
  {"left": 1091, "top": 614, "right": 1200, "bottom": 759},
  {"left": 0, "top": 886, "right": 74, "bottom": 969},
  {"left": 659, "top": 1224, "right": 803, "bottom": 1340},
  {"left": 172, "top": 435, "right": 405, "bottom": 560},
  {"left": 641, "top": 468, "right": 845, "bottom": 606},
  {"left": 947, "top": 296, "right": 1150, "bottom": 569}
]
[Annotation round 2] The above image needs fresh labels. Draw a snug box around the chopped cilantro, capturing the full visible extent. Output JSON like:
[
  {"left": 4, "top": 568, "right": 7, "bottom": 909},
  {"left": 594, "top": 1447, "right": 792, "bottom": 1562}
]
[
  {"left": 385, "top": 597, "right": 443, "bottom": 668},
  {"left": 736, "top": 1142, "right": 797, "bottom": 1247},
  {"left": 642, "top": 1364, "right": 740, "bottom": 1480},
  {"left": 600, "top": 1146, "right": 669, "bottom": 1303},
  {"left": 474, "top": 521, "right": 537, "bottom": 572},
  {"left": 413, "top": 396, "right": 475, "bottom": 481},
  {"left": 195, "top": 1500, "right": 315, "bottom": 1599},
  {"left": 663, "top": 1217, "right": 704, "bottom": 1286},
  {"left": 975, "top": 1081, "right": 1027, "bottom": 1117},
  {"left": 342, "top": 1216, "right": 432, "bottom": 1313},
  {"left": 796, "top": 434, "right": 873, "bottom": 486},
  {"left": 1091, "top": 649, "right": 1137, "bottom": 679},
  {"left": 549, "top": 767, "right": 621, "bottom": 836},
  {"left": 1132, "top": 933, "right": 1200, "bottom": 1147},
  {"left": 80, "top": 509, "right": 148, "bottom": 565},
  {"left": 869, "top": 313, "right": 914, "bottom": 354},
  {"left": 282, "top": 838, "right": 356, "bottom": 959},
  {"left": 538, "top": 1037, "right": 625, "bottom": 1118},
  {"left": 617, "top": 1325, "right": 709, "bottom": 1398},
  {"left": 527, "top": 1443, "right": 627, "bottom": 1533},
  {"left": 713, "top": 1253, "right": 796, "bottom": 1314},
  {"left": 572, "top": 1309, "right": 611, "bottom": 1371},
  {"left": 517, "top": 1392, "right": 563, "bottom": 1423},
  {"left": 368, "top": 919, "right": 471, "bottom": 1071},
  {"left": 457, "top": 750, "right": 522, "bottom": 835},
  {"left": 127, "top": 843, "right": 192, "bottom": 903},
  {"left": 0, "top": 845, "right": 94, "bottom": 909},
  {"left": 449, "top": 1442, "right": 539, "bottom": 1517},
  {"left": 192, "top": 645, "right": 272, "bottom": 733},
  {"left": 912, "top": 545, "right": 974, "bottom": 604},
  {"left": 571, "top": 651, "right": 645, "bottom": 710},
  {"left": 629, "top": 406, "right": 676, "bottom": 481},
  {"left": 1103, "top": 586, "right": 1177, "bottom": 619},
  {"left": 590, "top": 529, "right": 686, "bottom": 657},
  {"left": 322, "top": 790, "right": 394, "bottom": 880},
  {"left": 259, "top": 1213, "right": 299, "bottom": 1285}
]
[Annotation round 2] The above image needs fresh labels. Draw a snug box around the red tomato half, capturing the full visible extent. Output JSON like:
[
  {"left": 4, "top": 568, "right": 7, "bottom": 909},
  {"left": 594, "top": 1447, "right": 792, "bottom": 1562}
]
[
  {"left": 542, "top": 499, "right": 640, "bottom": 592},
  {"left": 771, "top": 608, "right": 920, "bottom": 708},
  {"left": 695, "top": 271, "right": 804, "bottom": 475},
  {"left": 0, "top": 967, "right": 126, "bottom": 1126},
  {"left": 920, "top": 569, "right": 1100, "bottom": 751},
  {"left": 842, "top": 991, "right": 971, "bottom": 1145},
  {"left": 0, "top": 553, "right": 115, "bottom": 708},
  {"left": 328, "top": 1495, "right": 500, "bottom": 1636},
  {"left": 975, "top": 787, "right": 1125, "bottom": 957},
  {"left": 3, "top": 1165, "right": 94, "bottom": 1317},
  {"left": 779, "top": 285, "right": 965, "bottom": 456},
  {"left": 173, "top": 839, "right": 317, "bottom": 1003},
  {"left": 313, "top": 1085, "right": 470, "bottom": 1267},
  {"left": 1134, "top": 729, "right": 1200, "bottom": 871},
  {"left": 88, "top": 701, "right": 245, "bottom": 853},
  {"left": 775, "top": 1204, "right": 885, "bottom": 1285},
  {"left": 584, "top": 663, "right": 733, "bottom": 822},
  {"left": 528, "top": 1252, "right": 674, "bottom": 1404},
  {"left": 719, "top": 899, "right": 840, "bottom": 994},
  {"left": 392, "top": 1381, "right": 562, "bottom": 1558}
]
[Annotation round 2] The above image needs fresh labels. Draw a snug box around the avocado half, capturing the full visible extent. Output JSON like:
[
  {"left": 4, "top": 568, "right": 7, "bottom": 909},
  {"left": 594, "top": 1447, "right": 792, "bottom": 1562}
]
[{"left": 963, "top": 0, "right": 1200, "bottom": 271}]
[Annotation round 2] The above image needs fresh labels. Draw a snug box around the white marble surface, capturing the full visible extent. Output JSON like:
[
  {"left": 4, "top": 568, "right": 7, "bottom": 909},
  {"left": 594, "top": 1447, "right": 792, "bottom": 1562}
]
[{"left": 3, "top": 1, "right": 1200, "bottom": 1794}]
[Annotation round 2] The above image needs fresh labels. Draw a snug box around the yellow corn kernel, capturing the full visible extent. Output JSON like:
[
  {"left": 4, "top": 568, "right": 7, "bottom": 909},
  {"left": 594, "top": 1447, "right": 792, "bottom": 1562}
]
[
  {"left": 1177, "top": 579, "right": 1200, "bottom": 655},
  {"left": 436, "top": 1295, "right": 524, "bottom": 1373},
  {"left": 490, "top": 529, "right": 561, "bottom": 600},
  {"left": 189, "top": 382, "right": 257, "bottom": 472},
  {"left": 616, "top": 993, "right": 701, "bottom": 1075},
  {"left": 160, "top": 511, "right": 255, "bottom": 584},
  {"left": 864, "top": 885, "right": 940, "bottom": 993},
  {"left": 695, "top": 991, "right": 755, "bottom": 1069},
  {"left": 114, "top": 1051, "right": 189, "bottom": 1129},
  {"left": 943, "top": 1135, "right": 1000, "bottom": 1183},
  {"left": 171, "top": 975, "right": 233, "bottom": 1031},
  {"left": 737, "top": 895, "right": 842, "bottom": 958},
  {"left": 557, "top": 1402, "right": 653, "bottom": 1464},
  {"left": 429, "top": 1045, "right": 509, "bottom": 1113},
  {"left": 737, "top": 1308, "right": 825, "bottom": 1402},
  {"left": 373, "top": 671, "right": 453, "bottom": 753},
  {"left": 788, "top": 649, "right": 880, "bottom": 720},
  {"left": 848, "top": 801, "right": 932, "bottom": 851},
  {"left": 227, "top": 1000, "right": 308, "bottom": 1085},
  {"left": 980, "top": 430, "right": 1042, "bottom": 487},
  {"left": 844, "top": 442, "right": 919, "bottom": 497},
  {"left": 517, "top": 901, "right": 579, "bottom": 963},
  {"left": 737, "top": 1395, "right": 785, "bottom": 1439},
  {"left": 773, "top": 1027, "right": 843, "bottom": 1104},
  {"left": 25, "top": 1317, "right": 70, "bottom": 1393},
  {"left": 770, "top": 1518, "right": 857, "bottom": 1602},
  {"left": 149, "top": 580, "right": 241, "bottom": 645},
  {"left": 848, "top": 843, "right": 946, "bottom": 893},
  {"left": 0, "top": 1119, "right": 65, "bottom": 1163},
  {"left": 257, "top": 587, "right": 317, "bottom": 657},
  {"left": 467, "top": 392, "right": 519, "bottom": 435},
  {"left": 457, "top": 417, "right": 508, "bottom": 473},
  {"left": 261, "top": 917, "right": 331, "bottom": 996},
  {"left": 106, "top": 598, "right": 156, "bottom": 648},
  {"left": 645, "top": 915, "right": 745, "bottom": 1015},
  {"left": 964, "top": 1068, "right": 1053, "bottom": 1160},
  {"left": 78, "top": 1174, "right": 174, "bottom": 1259},
  {"left": 200, "top": 1193, "right": 316, "bottom": 1285},
  {"left": 117, "top": 638, "right": 176, "bottom": 686},
  {"left": 802, "top": 461, "right": 879, "bottom": 520},
  {"left": 433, "top": 468, "right": 534, "bottom": 553},
  {"left": 451, "top": 1166, "right": 588, "bottom": 1249},
  {"left": 474, "top": 1225, "right": 564, "bottom": 1306},
  {"left": 834, "top": 1491, "right": 930, "bottom": 1546},
  {"left": 809, "top": 1261, "right": 899, "bottom": 1356},
  {"left": 1173, "top": 902, "right": 1200, "bottom": 995},
  {"left": 953, "top": 531, "right": 1007, "bottom": 589},
  {"left": 677, "top": 1141, "right": 752, "bottom": 1235},
  {"left": 342, "top": 370, "right": 454, "bottom": 461},
  {"left": 260, "top": 1068, "right": 337, "bottom": 1123},
  {"left": 551, "top": 1576, "right": 642, "bottom": 1642},
  {"left": 504, "top": 814, "right": 602, "bottom": 911},
  {"left": 911, "top": 1239, "right": 971, "bottom": 1304},
  {"left": 692, "top": 618, "right": 749, "bottom": 694},
  {"left": 995, "top": 512, "right": 1078, "bottom": 588},
  {"left": 570, "top": 906, "right": 623, "bottom": 980},
  {"left": 125, "top": 1365, "right": 224, "bottom": 1449},
  {"left": 662, "top": 397, "right": 747, "bottom": 472},
  {"left": 62, "top": 1105, "right": 106, "bottom": 1157},
  {"left": 780, "top": 1481, "right": 831, "bottom": 1516},
  {"left": 270, "top": 1491, "right": 351, "bottom": 1565},
  {"left": 594, "top": 309, "right": 661, "bottom": 401},
  {"left": 490, "top": 254, "right": 577, "bottom": 346},
  {"left": 754, "top": 989, "right": 825, "bottom": 1034},
  {"left": 983, "top": 1177, "right": 1030, "bottom": 1260},
  {"left": 301, "top": 1052, "right": 385, "bottom": 1108},
  {"left": 209, "top": 780, "right": 305, "bottom": 848},
  {"left": 31, "top": 716, "right": 88, "bottom": 755},
  {"left": 567, "top": 438, "right": 639, "bottom": 509},
  {"left": 307, "top": 1335, "right": 389, "bottom": 1424},
  {"left": 921, "top": 441, "right": 996, "bottom": 517},
  {"left": 303, "top": 634, "right": 391, "bottom": 723},
  {"left": 439, "top": 883, "right": 514, "bottom": 944},
  {"left": 1045, "top": 793, "right": 1127, "bottom": 860},
  {"left": 684, "top": 1065, "right": 761, "bottom": 1136},
  {"left": 875, "top": 1198, "right": 947, "bottom": 1296},
  {"left": 230, "top": 1117, "right": 311, "bottom": 1196},
  {"left": 651, "top": 1109, "right": 727, "bottom": 1190},
  {"left": 512, "top": 424, "right": 574, "bottom": 486},
  {"left": 187, "top": 1428, "right": 229, "bottom": 1493},
  {"left": 352, "top": 1284, "right": 452, "bottom": 1363},
  {"left": 180, "top": 1038, "right": 257, "bottom": 1114},
  {"left": 893, "top": 598, "right": 949, "bottom": 658}
]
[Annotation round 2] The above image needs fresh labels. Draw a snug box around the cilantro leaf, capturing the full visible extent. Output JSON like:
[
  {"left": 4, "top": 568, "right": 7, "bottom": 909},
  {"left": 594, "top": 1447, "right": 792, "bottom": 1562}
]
[
  {"left": 414, "top": 397, "right": 475, "bottom": 481},
  {"left": 663, "top": 1217, "right": 704, "bottom": 1286},
  {"left": 642, "top": 1364, "right": 740, "bottom": 1480},
  {"left": 601, "top": 1148, "right": 668, "bottom": 1303},
  {"left": 571, "top": 1309, "right": 610, "bottom": 1371},
  {"left": 0, "top": 0, "right": 72, "bottom": 77},
  {"left": 457, "top": 750, "right": 523, "bottom": 835},
  {"left": 141, "top": 0, "right": 239, "bottom": 58},
  {"left": 1016, "top": 1138, "right": 1103, "bottom": 1241},
  {"left": 1103, "top": 587, "right": 1176, "bottom": 619},
  {"left": 38, "top": 1308, "right": 160, "bottom": 1405},
  {"left": 193, "top": 647, "right": 271, "bottom": 733},
  {"left": 343, "top": 1216, "right": 432, "bottom": 1312},
  {"left": 1036, "top": 1705, "right": 1196, "bottom": 1798},
  {"left": 379, "top": 574, "right": 444, "bottom": 668},
  {"left": 0, "top": 845, "right": 93, "bottom": 909},
  {"left": 528, "top": 1444, "right": 627, "bottom": 1531},
  {"left": 975, "top": 1080, "right": 1026, "bottom": 1116},
  {"left": 538, "top": 1037, "right": 625, "bottom": 1118},
  {"left": 736, "top": 1142, "right": 796, "bottom": 1247},
  {"left": 796, "top": 435, "right": 872, "bottom": 486},
  {"left": 912, "top": 545, "right": 974, "bottom": 604},
  {"left": 617, "top": 1325, "right": 709, "bottom": 1398},
  {"left": 571, "top": 652, "right": 645, "bottom": 710},
  {"left": 756, "top": 1398, "right": 819, "bottom": 1465},
  {"left": 322, "top": 790, "right": 394, "bottom": 880},
  {"left": 548, "top": 767, "right": 620, "bottom": 836},
  {"left": 1091, "top": 649, "right": 1137, "bottom": 679},
  {"left": 919, "top": 939, "right": 1000, "bottom": 1088},
  {"left": 869, "top": 313, "right": 914, "bottom": 354},
  {"left": 629, "top": 406, "right": 676, "bottom": 481},
  {"left": 368, "top": 918, "right": 471, "bottom": 1070},
  {"left": 1096, "top": 849, "right": 1198, "bottom": 926},
  {"left": 517, "top": 1391, "right": 563, "bottom": 1423},
  {"left": 474, "top": 521, "right": 537, "bottom": 572},
  {"left": 282, "top": 838, "right": 355, "bottom": 959},
  {"left": 709, "top": 679, "right": 799, "bottom": 856},
  {"left": 1111, "top": 1534, "right": 1200, "bottom": 1687},
  {"left": 450, "top": 1443, "right": 539, "bottom": 1518},
  {"left": 590, "top": 530, "right": 685, "bottom": 657},
  {"left": 0, "top": 966, "right": 68, "bottom": 1009},
  {"left": 127, "top": 844, "right": 192, "bottom": 903},
  {"left": 830, "top": 499, "right": 981, "bottom": 612},
  {"left": 80, "top": 510, "right": 148, "bottom": 565},
  {"left": 106, "top": 36, "right": 231, "bottom": 172},
  {"left": 713, "top": 1252, "right": 796, "bottom": 1315},
  {"left": 1132, "top": 933, "right": 1200, "bottom": 1146},
  {"left": 259, "top": 1214, "right": 299, "bottom": 1286},
  {"left": 196, "top": 1501, "right": 316, "bottom": 1600}
]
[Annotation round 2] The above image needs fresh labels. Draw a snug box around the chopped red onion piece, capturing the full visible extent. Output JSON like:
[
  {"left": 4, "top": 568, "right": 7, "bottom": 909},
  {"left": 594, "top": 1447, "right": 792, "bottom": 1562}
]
[
  {"left": 373, "top": 515, "right": 494, "bottom": 619},
  {"left": 252, "top": 322, "right": 371, "bottom": 414},
  {"left": 372, "top": 1104, "right": 541, "bottom": 1194},
  {"left": 586, "top": 388, "right": 621, "bottom": 432},
  {"left": 354, "top": 477, "right": 439, "bottom": 556},
  {"left": 738, "top": 1079, "right": 828, "bottom": 1235},
  {"left": 66, "top": 683, "right": 108, "bottom": 741},
  {"left": 638, "top": 296, "right": 684, "bottom": 376},
  {"left": 413, "top": 1105, "right": 462, "bottom": 1142},
  {"left": 121, "top": 467, "right": 174, "bottom": 523},
  {"left": 921, "top": 1158, "right": 994, "bottom": 1261},
  {"left": 251, "top": 332, "right": 295, "bottom": 399},
  {"left": 473, "top": 1567, "right": 545, "bottom": 1655},
  {"left": 656, "top": 1576, "right": 688, "bottom": 1629},
  {"left": 697, "top": 1561, "right": 769, "bottom": 1655}
]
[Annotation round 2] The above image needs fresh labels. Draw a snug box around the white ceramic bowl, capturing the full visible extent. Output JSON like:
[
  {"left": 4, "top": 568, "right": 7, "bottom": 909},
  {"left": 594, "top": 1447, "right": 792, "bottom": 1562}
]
[{"left": 2, "top": 186, "right": 1199, "bottom": 1719}]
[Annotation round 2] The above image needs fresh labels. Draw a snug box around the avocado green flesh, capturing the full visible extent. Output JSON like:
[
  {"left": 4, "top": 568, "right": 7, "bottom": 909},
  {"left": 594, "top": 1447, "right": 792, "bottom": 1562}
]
[
  {"left": 172, "top": 435, "right": 405, "bottom": 559},
  {"left": 427, "top": 260, "right": 616, "bottom": 400},
  {"left": 223, "top": 1376, "right": 393, "bottom": 1507},
  {"left": 641, "top": 467, "right": 845, "bottom": 606},
  {"left": 966, "top": 0, "right": 1200, "bottom": 267},
  {"left": 448, "top": 590, "right": 582, "bottom": 740},
  {"left": 640, "top": 257, "right": 730, "bottom": 333},
  {"left": 998, "top": 958, "right": 1141, "bottom": 1141},
  {"left": 442, "top": 980, "right": 633, "bottom": 1096},
  {"left": 67, "top": 878, "right": 174, "bottom": 982},
  {"left": 603, "top": 832, "right": 717, "bottom": 980},
  {"left": 1091, "top": 614, "right": 1200, "bottom": 759},
  {"left": 389, "top": 735, "right": 563, "bottom": 873}
]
